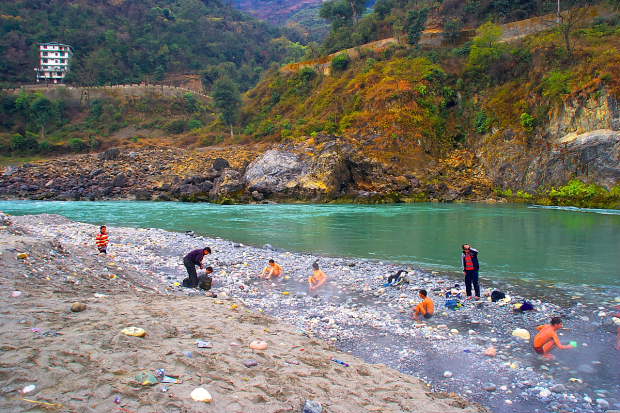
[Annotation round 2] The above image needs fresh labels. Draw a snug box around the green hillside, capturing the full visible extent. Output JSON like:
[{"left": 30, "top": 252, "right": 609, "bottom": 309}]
[{"left": 0, "top": 0, "right": 304, "bottom": 91}]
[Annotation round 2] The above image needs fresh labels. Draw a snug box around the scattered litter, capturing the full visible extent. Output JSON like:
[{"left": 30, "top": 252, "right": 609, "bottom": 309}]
[
  {"left": 113, "top": 396, "right": 121, "bottom": 404},
  {"left": 443, "top": 371, "right": 453, "bottom": 378},
  {"left": 22, "top": 385, "right": 36, "bottom": 394},
  {"left": 135, "top": 372, "right": 158, "bottom": 386},
  {"left": 330, "top": 358, "right": 349, "bottom": 367},
  {"left": 11, "top": 291, "right": 21, "bottom": 297},
  {"left": 21, "top": 398, "right": 62, "bottom": 408},
  {"left": 303, "top": 400, "right": 323, "bottom": 413},
  {"left": 94, "top": 293, "right": 107, "bottom": 298},
  {"left": 249, "top": 340, "right": 268, "bottom": 350},
  {"left": 121, "top": 327, "right": 146, "bottom": 337},
  {"left": 17, "top": 253, "right": 29, "bottom": 259},
  {"left": 243, "top": 359, "right": 258, "bottom": 367},
  {"left": 183, "top": 351, "right": 194, "bottom": 358},
  {"left": 196, "top": 340, "right": 212, "bottom": 348}
]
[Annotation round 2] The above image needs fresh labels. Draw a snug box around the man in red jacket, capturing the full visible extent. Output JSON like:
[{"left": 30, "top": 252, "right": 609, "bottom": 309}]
[{"left": 461, "top": 244, "right": 480, "bottom": 299}]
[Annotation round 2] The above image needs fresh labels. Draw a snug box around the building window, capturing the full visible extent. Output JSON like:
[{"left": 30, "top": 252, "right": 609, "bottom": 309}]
[
  {"left": 42, "top": 52, "right": 47, "bottom": 56},
  {"left": 57, "top": 72, "right": 62, "bottom": 76},
  {"left": 43, "top": 59, "right": 48, "bottom": 63}
]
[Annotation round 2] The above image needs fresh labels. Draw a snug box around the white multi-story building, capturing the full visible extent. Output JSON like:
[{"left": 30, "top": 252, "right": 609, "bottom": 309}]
[{"left": 34, "top": 42, "right": 73, "bottom": 84}]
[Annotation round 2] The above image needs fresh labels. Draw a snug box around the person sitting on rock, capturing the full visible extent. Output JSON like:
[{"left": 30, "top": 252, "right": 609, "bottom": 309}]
[
  {"left": 533, "top": 317, "right": 575, "bottom": 359},
  {"left": 182, "top": 247, "right": 211, "bottom": 288},
  {"left": 260, "top": 259, "right": 283, "bottom": 279},
  {"left": 413, "top": 289, "right": 435, "bottom": 320},
  {"left": 95, "top": 225, "right": 109, "bottom": 254},
  {"left": 308, "top": 262, "right": 327, "bottom": 291}
]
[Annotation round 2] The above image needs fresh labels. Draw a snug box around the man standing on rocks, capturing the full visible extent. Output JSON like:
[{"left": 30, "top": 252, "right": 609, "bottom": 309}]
[
  {"left": 183, "top": 247, "right": 211, "bottom": 288},
  {"left": 461, "top": 244, "right": 480, "bottom": 300},
  {"left": 96, "top": 225, "right": 109, "bottom": 254}
]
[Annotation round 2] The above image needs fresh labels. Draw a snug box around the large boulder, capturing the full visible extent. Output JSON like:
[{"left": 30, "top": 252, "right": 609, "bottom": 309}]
[
  {"left": 210, "top": 169, "right": 243, "bottom": 198},
  {"left": 243, "top": 150, "right": 305, "bottom": 194},
  {"left": 243, "top": 148, "right": 352, "bottom": 199},
  {"left": 99, "top": 148, "right": 121, "bottom": 161}
]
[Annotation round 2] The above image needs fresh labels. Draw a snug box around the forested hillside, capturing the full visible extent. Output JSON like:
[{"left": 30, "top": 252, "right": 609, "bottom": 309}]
[
  {"left": 0, "top": 0, "right": 305, "bottom": 90},
  {"left": 318, "top": 0, "right": 610, "bottom": 53}
]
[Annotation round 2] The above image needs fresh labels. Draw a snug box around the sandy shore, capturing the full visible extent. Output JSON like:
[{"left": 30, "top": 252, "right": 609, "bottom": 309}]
[{"left": 0, "top": 213, "right": 486, "bottom": 413}]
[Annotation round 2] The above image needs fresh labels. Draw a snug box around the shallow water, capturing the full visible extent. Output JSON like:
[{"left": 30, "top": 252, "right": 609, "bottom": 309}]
[{"left": 1, "top": 200, "right": 619, "bottom": 287}]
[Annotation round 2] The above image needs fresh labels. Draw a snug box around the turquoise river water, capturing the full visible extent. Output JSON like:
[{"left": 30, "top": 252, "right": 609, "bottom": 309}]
[{"left": 1, "top": 200, "right": 619, "bottom": 288}]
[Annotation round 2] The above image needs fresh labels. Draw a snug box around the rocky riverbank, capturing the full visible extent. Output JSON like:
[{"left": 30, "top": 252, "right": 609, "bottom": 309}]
[
  {"left": 1, "top": 211, "right": 619, "bottom": 413},
  {"left": 0, "top": 211, "right": 486, "bottom": 413},
  {"left": 0, "top": 138, "right": 496, "bottom": 204}
]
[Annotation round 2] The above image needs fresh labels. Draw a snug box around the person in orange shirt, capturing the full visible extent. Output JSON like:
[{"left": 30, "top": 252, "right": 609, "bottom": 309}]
[
  {"left": 533, "top": 317, "right": 574, "bottom": 359},
  {"left": 260, "top": 259, "right": 283, "bottom": 279},
  {"left": 95, "top": 225, "right": 109, "bottom": 254},
  {"left": 308, "top": 262, "right": 327, "bottom": 291},
  {"left": 413, "top": 289, "right": 435, "bottom": 320}
]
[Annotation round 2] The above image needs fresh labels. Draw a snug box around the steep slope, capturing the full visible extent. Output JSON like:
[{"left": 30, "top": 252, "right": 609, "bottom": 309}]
[
  {"left": 240, "top": 9, "right": 620, "bottom": 207},
  {"left": 0, "top": 0, "right": 299, "bottom": 89},
  {"left": 232, "top": 0, "right": 322, "bottom": 24}
]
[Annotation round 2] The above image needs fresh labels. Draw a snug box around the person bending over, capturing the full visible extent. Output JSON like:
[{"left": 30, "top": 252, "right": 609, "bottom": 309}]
[
  {"left": 308, "top": 262, "right": 327, "bottom": 291},
  {"left": 96, "top": 225, "right": 109, "bottom": 254},
  {"left": 183, "top": 247, "right": 211, "bottom": 288},
  {"left": 533, "top": 317, "right": 574, "bottom": 359},
  {"left": 413, "top": 289, "right": 435, "bottom": 320},
  {"left": 461, "top": 244, "right": 480, "bottom": 299},
  {"left": 386, "top": 270, "right": 408, "bottom": 286},
  {"left": 260, "top": 259, "right": 283, "bottom": 279}
]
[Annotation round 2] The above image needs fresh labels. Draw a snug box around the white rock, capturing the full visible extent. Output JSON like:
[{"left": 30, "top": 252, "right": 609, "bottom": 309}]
[
  {"left": 450, "top": 329, "right": 459, "bottom": 334},
  {"left": 538, "top": 388, "right": 551, "bottom": 398},
  {"left": 443, "top": 371, "right": 453, "bottom": 378},
  {"left": 190, "top": 387, "right": 212, "bottom": 402},
  {"left": 22, "top": 385, "right": 36, "bottom": 394},
  {"left": 511, "top": 328, "right": 531, "bottom": 341}
]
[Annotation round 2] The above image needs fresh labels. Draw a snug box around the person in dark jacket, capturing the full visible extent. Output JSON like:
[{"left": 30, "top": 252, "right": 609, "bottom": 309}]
[
  {"left": 183, "top": 247, "right": 211, "bottom": 288},
  {"left": 461, "top": 244, "right": 480, "bottom": 299}
]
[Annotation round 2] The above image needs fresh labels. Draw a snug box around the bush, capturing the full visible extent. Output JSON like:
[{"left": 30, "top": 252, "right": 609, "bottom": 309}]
[
  {"left": 10, "top": 133, "right": 38, "bottom": 153},
  {"left": 542, "top": 70, "right": 572, "bottom": 98},
  {"left": 69, "top": 138, "right": 87, "bottom": 152},
  {"left": 164, "top": 119, "right": 188, "bottom": 134},
  {"left": 331, "top": 53, "right": 351, "bottom": 71},
  {"left": 188, "top": 119, "right": 204, "bottom": 130},
  {"left": 299, "top": 67, "right": 317, "bottom": 83},
  {"left": 520, "top": 113, "right": 536, "bottom": 132},
  {"left": 474, "top": 111, "right": 491, "bottom": 134}
]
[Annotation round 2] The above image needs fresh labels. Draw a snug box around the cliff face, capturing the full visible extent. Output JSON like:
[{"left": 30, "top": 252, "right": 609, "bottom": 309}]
[{"left": 479, "top": 90, "right": 620, "bottom": 192}]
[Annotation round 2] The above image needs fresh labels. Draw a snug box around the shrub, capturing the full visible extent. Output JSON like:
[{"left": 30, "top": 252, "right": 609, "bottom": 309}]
[
  {"left": 542, "top": 70, "right": 572, "bottom": 98},
  {"left": 331, "top": 53, "right": 351, "bottom": 71},
  {"left": 164, "top": 119, "right": 188, "bottom": 134},
  {"left": 299, "top": 67, "right": 317, "bottom": 83},
  {"left": 474, "top": 111, "right": 491, "bottom": 134},
  {"left": 10, "top": 133, "right": 38, "bottom": 152},
  {"left": 520, "top": 113, "right": 536, "bottom": 132},
  {"left": 69, "top": 138, "right": 87, "bottom": 152},
  {"left": 188, "top": 119, "right": 204, "bottom": 130}
]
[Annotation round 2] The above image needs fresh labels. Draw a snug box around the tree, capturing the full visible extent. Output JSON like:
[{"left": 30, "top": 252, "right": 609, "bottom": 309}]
[
  {"left": 320, "top": 0, "right": 354, "bottom": 29},
  {"left": 467, "top": 22, "right": 504, "bottom": 71},
  {"left": 30, "top": 95, "right": 55, "bottom": 139},
  {"left": 555, "top": 1, "right": 594, "bottom": 57},
  {"left": 212, "top": 77, "right": 241, "bottom": 138},
  {"left": 443, "top": 18, "right": 464, "bottom": 44},
  {"left": 406, "top": 8, "right": 429, "bottom": 45}
]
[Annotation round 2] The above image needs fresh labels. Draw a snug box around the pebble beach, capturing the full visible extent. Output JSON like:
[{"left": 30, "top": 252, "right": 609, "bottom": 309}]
[{"left": 1, "top": 211, "right": 619, "bottom": 413}]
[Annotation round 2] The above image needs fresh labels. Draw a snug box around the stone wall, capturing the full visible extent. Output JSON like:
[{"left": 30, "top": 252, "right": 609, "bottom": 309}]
[{"left": 1, "top": 84, "right": 211, "bottom": 105}]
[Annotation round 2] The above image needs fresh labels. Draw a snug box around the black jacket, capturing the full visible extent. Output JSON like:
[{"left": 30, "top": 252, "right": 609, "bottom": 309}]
[{"left": 462, "top": 248, "right": 479, "bottom": 271}]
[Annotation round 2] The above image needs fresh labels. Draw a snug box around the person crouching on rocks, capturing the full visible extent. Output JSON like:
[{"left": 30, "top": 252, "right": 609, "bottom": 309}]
[
  {"left": 533, "top": 317, "right": 575, "bottom": 359},
  {"left": 413, "top": 289, "right": 435, "bottom": 321},
  {"left": 197, "top": 266, "right": 214, "bottom": 291},
  {"left": 461, "top": 244, "right": 480, "bottom": 300},
  {"left": 260, "top": 259, "right": 283, "bottom": 279},
  {"left": 308, "top": 262, "right": 327, "bottom": 291},
  {"left": 96, "top": 225, "right": 109, "bottom": 254},
  {"left": 182, "top": 247, "right": 211, "bottom": 288}
]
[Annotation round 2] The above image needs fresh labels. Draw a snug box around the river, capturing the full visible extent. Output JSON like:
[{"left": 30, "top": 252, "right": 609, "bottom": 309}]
[{"left": 0, "top": 200, "right": 618, "bottom": 287}]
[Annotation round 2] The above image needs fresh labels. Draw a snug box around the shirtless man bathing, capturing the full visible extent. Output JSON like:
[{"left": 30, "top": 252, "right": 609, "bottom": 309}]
[{"left": 533, "top": 317, "right": 575, "bottom": 359}]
